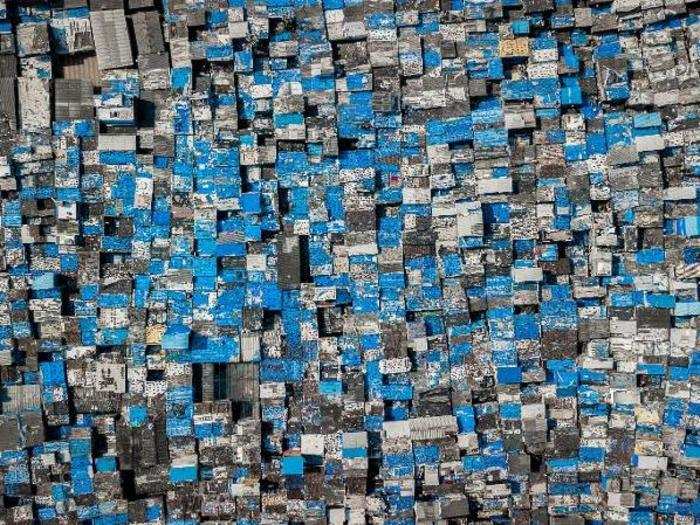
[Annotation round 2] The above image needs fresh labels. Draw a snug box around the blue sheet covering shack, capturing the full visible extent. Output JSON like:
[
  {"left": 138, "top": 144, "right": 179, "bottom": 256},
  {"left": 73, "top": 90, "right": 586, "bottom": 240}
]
[{"left": 1, "top": 0, "right": 699, "bottom": 523}]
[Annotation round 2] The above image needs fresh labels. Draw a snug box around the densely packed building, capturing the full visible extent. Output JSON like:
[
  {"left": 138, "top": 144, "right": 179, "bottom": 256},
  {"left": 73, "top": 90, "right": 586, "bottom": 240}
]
[{"left": 0, "top": 0, "right": 699, "bottom": 522}]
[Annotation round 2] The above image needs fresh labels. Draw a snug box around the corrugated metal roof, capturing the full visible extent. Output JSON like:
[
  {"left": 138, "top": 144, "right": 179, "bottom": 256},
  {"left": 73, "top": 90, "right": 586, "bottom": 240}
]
[
  {"left": 2, "top": 384, "right": 41, "bottom": 413},
  {"left": 0, "top": 77, "right": 16, "bottom": 131},
  {"left": 0, "top": 54, "right": 17, "bottom": 77},
  {"left": 132, "top": 11, "right": 165, "bottom": 56},
  {"left": 55, "top": 78, "right": 94, "bottom": 121},
  {"left": 59, "top": 53, "right": 100, "bottom": 86}
]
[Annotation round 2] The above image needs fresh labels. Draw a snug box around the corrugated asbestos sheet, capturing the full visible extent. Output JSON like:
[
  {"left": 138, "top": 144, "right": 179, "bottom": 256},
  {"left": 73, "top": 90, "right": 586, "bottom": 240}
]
[{"left": 89, "top": 9, "right": 133, "bottom": 70}]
